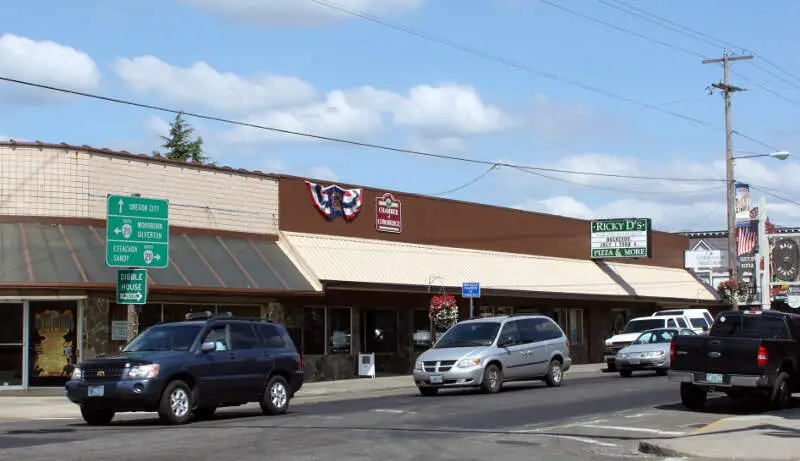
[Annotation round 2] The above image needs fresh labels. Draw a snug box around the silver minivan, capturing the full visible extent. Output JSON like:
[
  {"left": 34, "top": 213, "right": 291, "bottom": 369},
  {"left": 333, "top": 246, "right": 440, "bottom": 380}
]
[{"left": 412, "top": 314, "right": 572, "bottom": 396}]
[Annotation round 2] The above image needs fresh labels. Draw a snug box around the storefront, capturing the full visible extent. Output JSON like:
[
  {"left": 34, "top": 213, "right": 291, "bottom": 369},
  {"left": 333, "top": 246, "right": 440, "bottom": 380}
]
[{"left": 273, "top": 176, "right": 722, "bottom": 379}]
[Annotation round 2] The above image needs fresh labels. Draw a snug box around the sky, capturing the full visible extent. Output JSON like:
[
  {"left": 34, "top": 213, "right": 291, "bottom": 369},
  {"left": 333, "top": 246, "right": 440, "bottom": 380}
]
[{"left": 3, "top": 0, "right": 800, "bottom": 232}]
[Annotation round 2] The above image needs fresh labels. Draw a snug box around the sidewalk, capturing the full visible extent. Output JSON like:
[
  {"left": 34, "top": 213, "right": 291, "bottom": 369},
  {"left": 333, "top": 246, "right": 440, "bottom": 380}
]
[
  {"left": 639, "top": 408, "right": 800, "bottom": 460},
  {"left": 0, "top": 363, "right": 605, "bottom": 420}
]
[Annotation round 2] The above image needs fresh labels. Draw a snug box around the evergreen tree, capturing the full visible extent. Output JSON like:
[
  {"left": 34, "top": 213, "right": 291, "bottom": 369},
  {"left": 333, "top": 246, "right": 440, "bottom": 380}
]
[{"left": 154, "top": 112, "right": 208, "bottom": 163}]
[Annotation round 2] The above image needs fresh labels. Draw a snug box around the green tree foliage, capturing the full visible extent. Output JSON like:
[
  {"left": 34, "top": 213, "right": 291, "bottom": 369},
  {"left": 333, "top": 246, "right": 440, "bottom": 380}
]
[{"left": 153, "top": 112, "right": 208, "bottom": 163}]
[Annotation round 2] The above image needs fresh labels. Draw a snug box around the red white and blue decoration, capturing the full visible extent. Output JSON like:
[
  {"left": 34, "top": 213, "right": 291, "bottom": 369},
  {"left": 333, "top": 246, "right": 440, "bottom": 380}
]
[{"left": 305, "top": 181, "right": 363, "bottom": 221}]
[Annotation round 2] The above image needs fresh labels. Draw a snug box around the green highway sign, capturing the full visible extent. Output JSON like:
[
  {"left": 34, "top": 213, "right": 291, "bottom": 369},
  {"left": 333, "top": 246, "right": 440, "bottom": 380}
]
[
  {"left": 116, "top": 269, "right": 148, "bottom": 305},
  {"left": 106, "top": 195, "right": 169, "bottom": 268}
]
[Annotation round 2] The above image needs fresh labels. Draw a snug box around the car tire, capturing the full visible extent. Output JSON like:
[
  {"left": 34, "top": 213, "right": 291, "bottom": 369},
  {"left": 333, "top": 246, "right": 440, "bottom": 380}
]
[
  {"left": 192, "top": 406, "right": 217, "bottom": 420},
  {"left": 606, "top": 361, "right": 617, "bottom": 372},
  {"left": 656, "top": 368, "right": 668, "bottom": 376},
  {"left": 158, "top": 380, "right": 193, "bottom": 425},
  {"left": 619, "top": 369, "right": 632, "bottom": 378},
  {"left": 418, "top": 387, "right": 439, "bottom": 397},
  {"left": 261, "top": 375, "right": 290, "bottom": 416},
  {"left": 680, "top": 383, "right": 707, "bottom": 410},
  {"left": 770, "top": 372, "right": 792, "bottom": 411},
  {"left": 80, "top": 406, "right": 115, "bottom": 426},
  {"left": 544, "top": 359, "right": 564, "bottom": 387},
  {"left": 480, "top": 364, "right": 503, "bottom": 394}
]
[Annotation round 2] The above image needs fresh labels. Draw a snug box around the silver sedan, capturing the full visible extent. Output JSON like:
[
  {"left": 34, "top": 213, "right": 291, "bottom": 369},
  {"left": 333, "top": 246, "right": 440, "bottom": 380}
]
[{"left": 615, "top": 328, "right": 696, "bottom": 377}]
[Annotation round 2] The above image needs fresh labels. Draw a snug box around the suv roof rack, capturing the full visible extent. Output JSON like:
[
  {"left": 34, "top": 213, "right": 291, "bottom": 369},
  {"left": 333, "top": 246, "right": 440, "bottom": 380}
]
[{"left": 183, "top": 311, "right": 274, "bottom": 323}]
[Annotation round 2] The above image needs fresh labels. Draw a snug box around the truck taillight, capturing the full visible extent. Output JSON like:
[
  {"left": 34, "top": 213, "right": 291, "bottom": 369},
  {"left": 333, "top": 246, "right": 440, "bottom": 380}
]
[
  {"left": 757, "top": 346, "right": 768, "bottom": 367},
  {"left": 670, "top": 341, "right": 676, "bottom": 362},
  {"left": 297, "top": 356, "right": 303, "bottom": 370}
]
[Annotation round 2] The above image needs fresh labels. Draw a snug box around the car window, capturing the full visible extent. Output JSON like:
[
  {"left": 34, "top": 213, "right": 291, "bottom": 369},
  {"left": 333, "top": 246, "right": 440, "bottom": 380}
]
[
  {"left": 202, "top": 325, "right": 230, "bottom": 351},
  {"left": 667, "top": 319, "right": 677, "bottom": 328},
  {"left": 123, "top": 324, "right": 202, "bottom": 352},
  {"left": 680, "top": 329, "right": 697, "bottom": 335},
  {"left": 229, "top": 323, "right": 261, "bottom": 350},
  {"left": 704, "top": 313, "right": 714, "bottom": 324},
  {"left": 498, "top": 321, "right": 522, "bottom": 347},
  {"left": 690, "top": 318, "right": 708, "bottom": 328},
  {"left": 710, "top": 314, "right": 791, "bottom": 339},
  {"left": 517, "top": 318, "right": 539, "bottom": 343},
  {"left": 433, "top": 322, "right": 501, "bottom": 348},
  {"left": 633, "top": 329, "right": 676, "bottom": 344},
  {"left": 622, "top": 319, "right": 665, "bottom": 333},
  {"left": 532, "top": 318, "right": 563, "bottom": 341},
  {"left": 675, "top": 317, "right": 688, "bottom": 328},
  {"left": 258, "top": 324, "right": 285, "bottom": 349}
]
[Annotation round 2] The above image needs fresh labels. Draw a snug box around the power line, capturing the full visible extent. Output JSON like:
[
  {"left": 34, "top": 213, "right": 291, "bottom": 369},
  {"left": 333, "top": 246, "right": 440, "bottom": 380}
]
[
  {"left": 429, "top": 164, "right": 499, "bottom": 196},
  {"left": 0, "top": 75, "right": 731, "bottom": 184},
  {"left": 305, "top": 0, "right": 741, "bottom": 135},
  {"left": 750, "top": 185, "right": 800, "bottom": 208}
]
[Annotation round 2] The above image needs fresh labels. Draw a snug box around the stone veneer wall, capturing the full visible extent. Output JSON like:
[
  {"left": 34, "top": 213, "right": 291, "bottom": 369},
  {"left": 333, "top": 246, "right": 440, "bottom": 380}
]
[{"left": 84, "top": 296, "right": 114, "bottom": 359}]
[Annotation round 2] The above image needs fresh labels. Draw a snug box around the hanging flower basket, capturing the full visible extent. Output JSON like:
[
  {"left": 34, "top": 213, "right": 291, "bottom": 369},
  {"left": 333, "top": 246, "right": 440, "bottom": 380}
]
[
  {"left": 717, "top": 279, "right": 748, "bottom": 305},
  {"left": 429, "top": 294, "right": 459, "bottom": 330}
]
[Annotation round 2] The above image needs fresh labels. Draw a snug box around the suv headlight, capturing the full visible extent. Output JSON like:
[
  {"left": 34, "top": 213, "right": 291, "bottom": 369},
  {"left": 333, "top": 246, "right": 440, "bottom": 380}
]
[
  {"left": 457, "top": 358, "right": 481, "bottom": 368},
  {"left": 604, "top": 339, "right": 612, "bottom": 347},
  {"left": 414, "top": 361, "right": 423, "bottom": 371},
  {"left": 71, "top": 367, "right": 82, "bottom": 380},
  {"left": 124, "top": 364, "right": 159, "bottom": 379}
]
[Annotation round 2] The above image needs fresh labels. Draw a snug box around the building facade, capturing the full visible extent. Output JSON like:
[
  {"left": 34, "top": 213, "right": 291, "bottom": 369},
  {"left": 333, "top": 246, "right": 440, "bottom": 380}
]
[{"left": 0, "top": 141, "right": 720, "bottom": 390}]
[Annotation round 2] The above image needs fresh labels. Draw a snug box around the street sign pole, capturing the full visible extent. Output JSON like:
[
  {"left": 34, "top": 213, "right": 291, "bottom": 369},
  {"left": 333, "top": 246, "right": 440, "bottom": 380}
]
[{"left": 469, "top": 298, "right": 474, "bottom": 319}]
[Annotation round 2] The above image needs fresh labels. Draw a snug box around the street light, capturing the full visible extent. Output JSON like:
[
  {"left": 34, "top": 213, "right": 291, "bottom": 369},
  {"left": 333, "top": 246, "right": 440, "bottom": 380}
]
[{"left": 726, "top": 150, "right": 790, "bottom": 309}]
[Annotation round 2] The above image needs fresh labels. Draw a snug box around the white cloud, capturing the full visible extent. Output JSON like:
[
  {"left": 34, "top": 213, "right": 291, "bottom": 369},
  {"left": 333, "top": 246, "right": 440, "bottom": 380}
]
[
  {"left": 505, "top": 151, "right": 800, "bottom": 231},
  {"left": 112, "top": 56, "right": 317, "bottom": 113},
  {"left": 308, "top": 165, "right": 339, "bottom": 181},
  {"left": 0, "top": 34, "right": 100, "bottom": 103},
  {"left": 182, "top": 0, "right": 425, "bottom": 27}
]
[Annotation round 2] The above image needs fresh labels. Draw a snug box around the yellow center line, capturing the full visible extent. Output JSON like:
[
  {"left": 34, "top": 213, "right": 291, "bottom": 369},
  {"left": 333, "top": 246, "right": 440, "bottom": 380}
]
[{"left": 692, "top": 417, "right": 728, "bottom": 434}]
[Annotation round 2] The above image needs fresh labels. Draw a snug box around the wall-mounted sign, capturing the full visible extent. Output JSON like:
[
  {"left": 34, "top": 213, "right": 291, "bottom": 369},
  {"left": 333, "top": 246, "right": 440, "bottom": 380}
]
[
  {"left": 306, "top": 181, "right": 363, "bottom": 221},
  {"left": 773, "top": 237, "right": 800, "bottom": 282},
  {"left": 684, "top": 249, "right": 728, "bottom": 269},
  {"left": 734, "top": 182, "right": 751, "bottom": 223},
  {"left": 590, "top": 218, "right": 652, "bottom": 259},
  {"left": 375, "top": 193, "right": 402, "bottom": 233}
]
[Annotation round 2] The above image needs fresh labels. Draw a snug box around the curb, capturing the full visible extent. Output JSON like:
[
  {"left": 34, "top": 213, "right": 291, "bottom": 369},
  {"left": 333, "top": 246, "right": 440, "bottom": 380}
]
[{"left": 638, "top": 441, "right": 696, "bottom": 459}]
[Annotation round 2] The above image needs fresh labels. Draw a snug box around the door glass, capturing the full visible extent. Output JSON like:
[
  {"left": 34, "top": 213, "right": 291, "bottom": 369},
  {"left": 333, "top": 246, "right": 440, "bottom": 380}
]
[
  {"left": 258, "top": 324, "right": 285, "bottom": 349},
  {"left": 498, "top": 321, "right": 522, "bottom": 346},
  {"left": 229, "top": 323, "right": 261, "bottom": 350},
  {"left": 202, "top": 326, "right": 230, "bottom": 351},
  {"left": 0, "top": 304, "right": 24, "bottom": 387}
]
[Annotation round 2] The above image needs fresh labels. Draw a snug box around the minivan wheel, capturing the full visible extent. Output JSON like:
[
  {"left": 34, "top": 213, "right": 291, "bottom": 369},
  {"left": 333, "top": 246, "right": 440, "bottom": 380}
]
[
  {"left": 418, "top": 387, "right": 438, "bottom": 397},
  {"left": 80, "top": 406, "right": 115, "bottom": 426},
  {"left": 158, "top": 380, "right": 193, "bottom": 425},
  {"left": 544, "top": 359, "right": 563, "bottom": 387},
  {"left": 480, "top": 364, "right": 502, "bottom": 394},
  {"left": 261, "top": 375, "right": 290, "bottom": 415}
]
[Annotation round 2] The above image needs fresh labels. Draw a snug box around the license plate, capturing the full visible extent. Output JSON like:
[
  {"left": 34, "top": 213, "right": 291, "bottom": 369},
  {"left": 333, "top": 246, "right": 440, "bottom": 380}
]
[
  {"left": 705, "top": 373, "right": 724, "bottom": 384},
  {"left": 429, "top": 375, "right": 443, "bottom": 384},
  {"left": 88, "top": 385, "right": 104, "bottom": 397},
  {"left": 629, "top": 358, "right": 640, "bottom": 365}
]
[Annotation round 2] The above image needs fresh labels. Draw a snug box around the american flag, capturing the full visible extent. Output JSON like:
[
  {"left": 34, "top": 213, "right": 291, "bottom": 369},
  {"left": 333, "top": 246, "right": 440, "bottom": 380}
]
[{"left": 737, "top": 221, "right": 757, "bottom": 255}]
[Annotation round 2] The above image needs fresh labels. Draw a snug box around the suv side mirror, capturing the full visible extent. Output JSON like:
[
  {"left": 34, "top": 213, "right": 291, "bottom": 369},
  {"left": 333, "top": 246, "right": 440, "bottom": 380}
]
[
  {"left": 498, "top": 336, "right": 514, "bottom": 347},
  {"left": 200, "top": 341, "right": 216, "bottom": 353}
]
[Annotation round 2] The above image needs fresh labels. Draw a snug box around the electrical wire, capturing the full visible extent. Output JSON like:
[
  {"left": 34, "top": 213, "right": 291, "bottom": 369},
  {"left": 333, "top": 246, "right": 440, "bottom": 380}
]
[
  {"left": 428, "top": 164, "right": 499, "bottom": 196},
  {"left": 750, "top": 185, "right": 800, "bottom": 208},
  {"left": 0, "top": 75, "right": 733, "bottom": 184}
]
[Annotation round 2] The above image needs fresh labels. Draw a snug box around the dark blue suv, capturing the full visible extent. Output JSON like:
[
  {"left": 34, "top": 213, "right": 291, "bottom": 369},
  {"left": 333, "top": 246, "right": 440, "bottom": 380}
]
[{"left": 65, "top": 312, "right": 304, "bottom": 425}]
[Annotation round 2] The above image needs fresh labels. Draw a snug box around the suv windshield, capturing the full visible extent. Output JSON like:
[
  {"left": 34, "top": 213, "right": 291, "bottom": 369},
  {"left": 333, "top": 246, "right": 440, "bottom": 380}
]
[
  {"left": 123, "top": 324, "right": 203, "bottom": 352},
  {"left": 434, "top": 322, "right": 501, "bottom": 349},
  {"left": 633, "top": 329, "right": 677, "bottom": 344},
  {"left": 623, "top": 319, "right": 665, "bottom": 334}
]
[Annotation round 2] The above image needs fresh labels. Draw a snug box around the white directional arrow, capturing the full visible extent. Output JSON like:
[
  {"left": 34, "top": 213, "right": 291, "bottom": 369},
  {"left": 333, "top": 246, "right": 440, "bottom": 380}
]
[
  {"left": 120, "top": 292, "right": 144, "bottom": 302},
  {"left": 114, "top": 228, "right": 121, "bottom": 235},
  {"left": 118, "top": 198, "right": 124, "bottom": 213},
  {"left": 153, "top": 254, "right": 161, "bottom": 261}
]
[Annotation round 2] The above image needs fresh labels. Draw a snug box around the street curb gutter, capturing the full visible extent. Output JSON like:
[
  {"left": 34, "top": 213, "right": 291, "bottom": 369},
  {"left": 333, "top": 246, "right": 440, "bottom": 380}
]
[{"left": 638, "top": 441, "right": 698, "bottom": 459}]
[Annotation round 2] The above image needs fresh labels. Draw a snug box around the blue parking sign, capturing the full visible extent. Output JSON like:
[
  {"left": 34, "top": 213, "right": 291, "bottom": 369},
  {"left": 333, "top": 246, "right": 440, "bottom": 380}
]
[{"left": 462, "top": 282, "right": 480, "bottom": 298}]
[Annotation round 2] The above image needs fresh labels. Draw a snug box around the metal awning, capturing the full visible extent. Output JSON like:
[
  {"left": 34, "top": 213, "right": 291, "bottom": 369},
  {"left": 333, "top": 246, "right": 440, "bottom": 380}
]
[{"left": 0, "top": 222, "right": 317, "bottom": 293}]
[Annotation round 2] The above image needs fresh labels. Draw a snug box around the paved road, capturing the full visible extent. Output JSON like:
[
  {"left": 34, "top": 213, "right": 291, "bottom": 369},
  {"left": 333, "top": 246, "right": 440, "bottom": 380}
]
[{"left": 0, "top": 372, "right": 750, "bottom": 460}]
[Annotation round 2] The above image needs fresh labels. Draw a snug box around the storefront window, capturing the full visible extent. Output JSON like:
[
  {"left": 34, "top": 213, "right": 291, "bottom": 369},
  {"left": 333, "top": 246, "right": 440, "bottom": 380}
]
[
  {"left": 28, "top": 301, "right": 78, "bottom": 387},
  {"left": 412, "top": 309, "right": 432, "bottom": 350},
  {"left": 0, "top": 303, "right": 24, "bottom": 387},
  {"left": 570, "top": 309, "right": 585, "bottom": 345},
  {"left": 364, "top": 309, "right": 399, "bottom": 354},
  {"left": 303, "top": 307, "right": 325, "bottom": 355},
  {"left": 327, "top": 307, "right": 352, "bottom": 354}
]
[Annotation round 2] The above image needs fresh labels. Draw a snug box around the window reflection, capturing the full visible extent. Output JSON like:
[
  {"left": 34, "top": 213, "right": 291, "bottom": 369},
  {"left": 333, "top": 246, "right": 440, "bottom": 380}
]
[
  {"left": 303, "top": 307, "right": 325, "bottom": 355},
  {"left": 365, "top": 310, "right": 398, "bottom": 354},
  {"left": 327, "top": 307, "right": 351, "bottom": 354},
  {"left": 412, "top": 309, "right": 432, "bottom": 351}
]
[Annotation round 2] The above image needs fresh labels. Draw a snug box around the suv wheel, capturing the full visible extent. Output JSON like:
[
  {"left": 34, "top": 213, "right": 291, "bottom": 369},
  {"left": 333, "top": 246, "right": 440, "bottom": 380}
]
[
  {"left": 80, "top": 406, "right": 115, "bottom": 426},
  {"left": 544, "top": 359, "right": 563, "bottom": 387},
  {"left": 480, "top": 364, "right": 502, "bottom": 394},
  {"left": 158, "top": 380, "right": 193, "bottom": 425},
  {"left": 261, "top": 375, "right": 290, "bottom": 415}
]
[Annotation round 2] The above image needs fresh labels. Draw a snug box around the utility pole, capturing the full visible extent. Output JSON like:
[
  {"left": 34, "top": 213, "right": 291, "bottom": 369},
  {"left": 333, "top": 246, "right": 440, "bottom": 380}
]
[{"left": 703, "top": 49, "right": 753, "bottom": 310}]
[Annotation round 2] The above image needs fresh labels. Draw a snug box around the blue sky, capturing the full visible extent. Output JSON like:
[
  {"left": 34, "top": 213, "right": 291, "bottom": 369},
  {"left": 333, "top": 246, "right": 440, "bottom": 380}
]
[{"left": 3, "top": 0, "right": 800, "bottom": 231}]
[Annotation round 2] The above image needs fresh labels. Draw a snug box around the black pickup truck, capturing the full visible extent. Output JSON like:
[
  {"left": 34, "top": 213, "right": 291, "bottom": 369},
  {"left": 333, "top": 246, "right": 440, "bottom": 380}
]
[{"left": 669, "top": 309, "right": 800, "bottom": 411}]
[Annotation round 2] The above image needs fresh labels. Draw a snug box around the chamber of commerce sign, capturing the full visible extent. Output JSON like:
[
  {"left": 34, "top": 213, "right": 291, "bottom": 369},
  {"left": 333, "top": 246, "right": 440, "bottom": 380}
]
[
  {"left": 590, "top": 218, "right": 652, "bottom": 259},
  {"left": 376, "top": 193, "right": 402, "bottom": 233}
]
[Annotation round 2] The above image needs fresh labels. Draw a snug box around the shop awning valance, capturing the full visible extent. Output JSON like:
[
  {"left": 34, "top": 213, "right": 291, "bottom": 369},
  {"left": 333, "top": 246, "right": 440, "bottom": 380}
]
[
  {"left": 281, "top": 232, "right": 719, "bottom": 303},
  {"left": 0, "top": 222, "right": 317, "bottom": 293}
]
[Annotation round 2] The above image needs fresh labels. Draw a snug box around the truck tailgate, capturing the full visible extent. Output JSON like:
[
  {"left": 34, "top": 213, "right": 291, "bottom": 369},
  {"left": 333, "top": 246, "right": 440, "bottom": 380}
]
[{"left": 672, "top": 335, "right": 764, "bottom": 375}]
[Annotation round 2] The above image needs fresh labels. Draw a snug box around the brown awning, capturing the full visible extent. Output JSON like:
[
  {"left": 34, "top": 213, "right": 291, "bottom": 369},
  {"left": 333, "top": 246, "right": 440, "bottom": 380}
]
[{"left": 0, "top": 222, "right": 316, "bottom": 293}]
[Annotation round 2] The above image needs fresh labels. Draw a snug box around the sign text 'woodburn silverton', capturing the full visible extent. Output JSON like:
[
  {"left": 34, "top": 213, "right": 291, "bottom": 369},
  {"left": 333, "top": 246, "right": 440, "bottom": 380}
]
[{"left": 590, "top": 218, "right": 652, "bottom": 259}]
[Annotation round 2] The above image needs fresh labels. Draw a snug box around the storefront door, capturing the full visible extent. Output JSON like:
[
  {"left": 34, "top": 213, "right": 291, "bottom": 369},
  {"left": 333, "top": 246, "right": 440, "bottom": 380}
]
[
  {"left": 0, "top": 303, "right": 25, "bottom": 388},
  {"left": 28, "top": 301, "right": 78, "bottom": 387}
]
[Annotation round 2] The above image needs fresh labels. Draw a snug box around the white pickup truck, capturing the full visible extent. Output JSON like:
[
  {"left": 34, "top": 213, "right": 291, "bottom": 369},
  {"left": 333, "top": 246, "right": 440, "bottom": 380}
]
[{"left": 603, "top": 314, "right": 690, "bottom": 371}]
